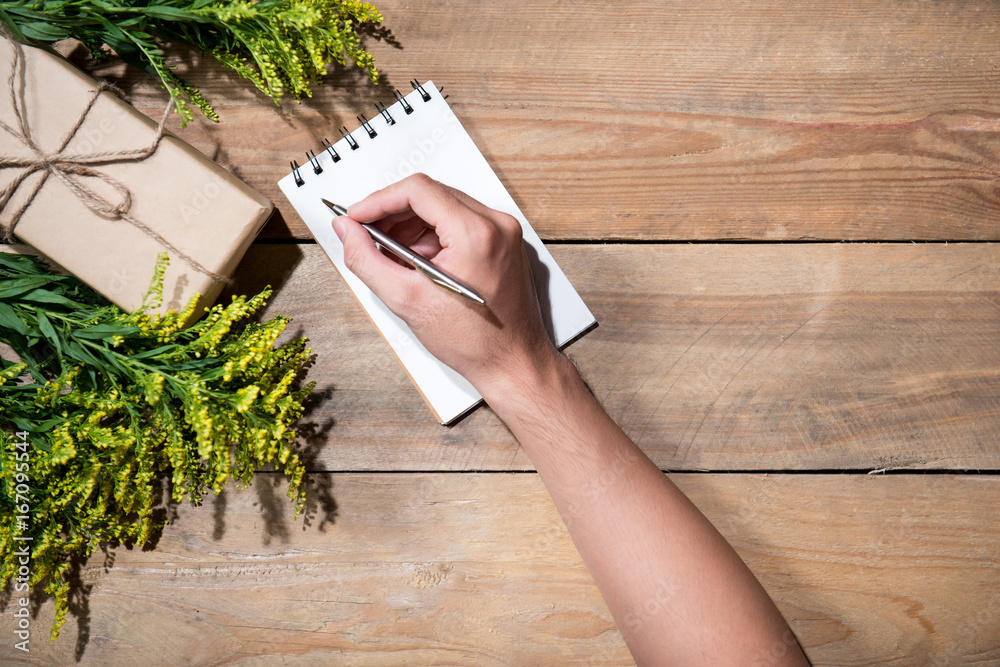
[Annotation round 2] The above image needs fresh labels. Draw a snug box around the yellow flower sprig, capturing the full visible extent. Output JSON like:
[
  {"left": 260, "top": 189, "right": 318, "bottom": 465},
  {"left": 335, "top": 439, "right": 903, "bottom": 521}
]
[
  {"left": 0, "top": 0, "right": 384, "bottom": 126},
  {"left": 0, "top": 251, "right": 315, "bottom": 641}
]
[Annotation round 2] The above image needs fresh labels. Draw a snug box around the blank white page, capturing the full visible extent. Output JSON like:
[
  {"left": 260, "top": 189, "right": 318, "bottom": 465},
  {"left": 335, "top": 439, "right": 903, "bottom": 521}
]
[{"left": 278, "top": 82, "right": 596, "bottom": 424}]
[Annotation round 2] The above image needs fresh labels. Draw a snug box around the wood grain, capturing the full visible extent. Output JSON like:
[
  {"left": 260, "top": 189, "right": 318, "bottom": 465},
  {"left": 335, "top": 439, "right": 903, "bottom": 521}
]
[
  {"left": 6, "top": 2, "right": 998, "bottom": 662},
  {"left": 3, "top": 473, "right": 998, "bottom": 665},
  {"left": 59, "top": 0, "right": 1000, "bottom": 241},
  {"left": 223, "top": 242, "right": 1000, "bottom": 472}
]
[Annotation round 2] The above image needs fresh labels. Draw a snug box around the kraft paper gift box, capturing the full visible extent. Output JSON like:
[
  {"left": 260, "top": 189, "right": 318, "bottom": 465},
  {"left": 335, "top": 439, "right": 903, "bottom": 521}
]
[{"left": 0, "top": 35, "right": 272, "bottom": 316}]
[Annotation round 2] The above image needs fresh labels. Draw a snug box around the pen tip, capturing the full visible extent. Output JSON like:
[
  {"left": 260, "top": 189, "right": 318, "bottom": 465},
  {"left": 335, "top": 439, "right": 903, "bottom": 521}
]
[{"left": 321, "top": 199, "right": 348, "bottom": 216}]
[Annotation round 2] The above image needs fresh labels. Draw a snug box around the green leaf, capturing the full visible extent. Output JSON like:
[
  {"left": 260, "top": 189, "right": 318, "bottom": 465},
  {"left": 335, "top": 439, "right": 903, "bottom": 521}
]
[
  {"left": 0, "top": 252, "right": 44, "bottom": 275},
  {"left": 16, "top": 21, "right": 71, "bottom": 41},
  {"left": 133, "top": 6, "right": 201, "bottom": 22},
  {"left": 35, "top": 310, "right": 63, "bottom": 358},
  {"left": 2, "top": 6, "right": 70, "bottom": 22},
  {"left": 10, "top": 417, "right": 35, "bottom": 432},
  {"left": 33, "top": 418, "right": 66, "bottom": 432},
  {"left": 0, "top": 277, "right": 49, "bottom": 299},
  {"left": 63, "top": 340, "right": 102, "bottom": 367},
  {"left": 116, "top": 15, "right": 148, "bottom": 28},
  {"left": 97, "top": 346, "right": 128, "bottom": 376},
  {"left": 2, "top": 330, "right": 30, "bottom": 359},
  {"left": 74, "top": 324, "right": 141, "bottom": 340},
  {"left": 0, "top": 8, "right": 32, "bottom": 45},
  {"left": 99, "top": 29, "right": 162, "bottom": 80},
  {"left": 92, "top": 13, "right": 136, "bottom": 48},
  {"left": 161, "top": 357, "right": 218, "bottom": 371},
  {"left": 20, "top": 288, "right": 80, "bottom": 308},
  {"left": 129, "top": 344, "right": 180, "bottom": 359},
  {"left": 29, "top": 432, "right": 51, "bottom": 452},
  {"left": 0, "top": 302, "right": 29, "bottom": 335}
]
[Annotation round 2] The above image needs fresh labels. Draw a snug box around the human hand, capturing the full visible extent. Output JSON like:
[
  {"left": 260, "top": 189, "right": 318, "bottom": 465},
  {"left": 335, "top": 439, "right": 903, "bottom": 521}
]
[{"left": 332, "top": 173, "right": 560, "bottom": 393}]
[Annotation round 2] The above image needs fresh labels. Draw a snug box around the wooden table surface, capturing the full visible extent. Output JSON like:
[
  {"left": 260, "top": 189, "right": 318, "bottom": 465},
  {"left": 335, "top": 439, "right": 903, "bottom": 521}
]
[{"left": 7, "top": 0, "right": 1000, "bottom": 664}]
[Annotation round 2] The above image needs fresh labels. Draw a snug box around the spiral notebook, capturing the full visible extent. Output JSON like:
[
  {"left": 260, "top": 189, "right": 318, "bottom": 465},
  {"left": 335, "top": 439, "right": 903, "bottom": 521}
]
[{"left": 278, "top": 81, "right": 596, "bottom": 424}]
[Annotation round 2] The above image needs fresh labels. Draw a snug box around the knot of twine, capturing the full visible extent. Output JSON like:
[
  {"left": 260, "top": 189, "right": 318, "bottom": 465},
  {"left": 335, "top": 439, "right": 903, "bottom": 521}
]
[{"left": 0, "top": 36, "right": 230, "bottom": 285}]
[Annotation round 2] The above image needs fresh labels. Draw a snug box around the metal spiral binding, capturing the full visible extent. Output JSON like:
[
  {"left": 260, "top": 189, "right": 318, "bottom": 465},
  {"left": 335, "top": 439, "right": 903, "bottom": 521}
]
[
  {"left": 410, "top": 80, "right": 431, "bottom": 102},
  {"left": 394, "top": 89, "right": 414, "bottom": 114},
  {"left": 376, "top": 101, "right": 395, "bottom": 125},
  {"left": 339, "top": 126, "right": 360, "bottom": 150},
  {"left": 293, "top": 83, "right": 443, "bottom": 187},
  {"left": 306, "top": 149, "right": 322, "bottom": 175},
  {"left": 320, "top": 138, "right": 340, "bottom": 163},
  {"left": 357, "top": 114, "right": 377, "bottom": 139}
]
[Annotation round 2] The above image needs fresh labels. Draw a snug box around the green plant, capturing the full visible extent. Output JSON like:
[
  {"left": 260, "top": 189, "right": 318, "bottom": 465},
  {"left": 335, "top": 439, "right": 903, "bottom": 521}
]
[
  {"left": 0, "top": 0, "right": 383, "bottom": 125},
  {"left": 0, "top": 250, "right": 315, "bottom": 639}
]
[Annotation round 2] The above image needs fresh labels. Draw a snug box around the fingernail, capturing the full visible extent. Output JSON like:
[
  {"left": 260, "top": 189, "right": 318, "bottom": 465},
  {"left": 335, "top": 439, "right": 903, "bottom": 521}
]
[{"left": 332, "top": 217, "right": 346, "bottom": 240}]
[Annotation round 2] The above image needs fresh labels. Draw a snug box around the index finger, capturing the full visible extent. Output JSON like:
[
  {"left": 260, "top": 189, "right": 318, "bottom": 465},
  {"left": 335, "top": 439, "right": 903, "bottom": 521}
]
[{"left": 347, "top": 174, "right": 479, "bottom": 232}]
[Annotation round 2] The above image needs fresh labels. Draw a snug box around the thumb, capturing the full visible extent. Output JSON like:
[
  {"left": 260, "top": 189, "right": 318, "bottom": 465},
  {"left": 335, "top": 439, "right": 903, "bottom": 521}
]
[{"left": 334, "top": 216, "right": 419, "bottom": 312}]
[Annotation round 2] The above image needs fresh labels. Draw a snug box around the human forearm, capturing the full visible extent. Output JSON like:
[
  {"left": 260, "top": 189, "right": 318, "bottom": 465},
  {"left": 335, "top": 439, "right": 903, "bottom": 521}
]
[
  {"left": 482, "top": 352, "right": 808, "bottom": 666},
  {"left": 337, "top": 176, "right": 808, "bottom": 666}
]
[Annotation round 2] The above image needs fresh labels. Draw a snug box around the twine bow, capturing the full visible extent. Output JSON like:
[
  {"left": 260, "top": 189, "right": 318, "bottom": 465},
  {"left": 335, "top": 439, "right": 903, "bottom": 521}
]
[{"left": 0, "top": 35, "right": 230, "bottom": 285}]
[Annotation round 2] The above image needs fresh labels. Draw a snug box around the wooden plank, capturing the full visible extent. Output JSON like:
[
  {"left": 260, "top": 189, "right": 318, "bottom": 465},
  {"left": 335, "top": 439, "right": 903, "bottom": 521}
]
[
  {"left": 3, "top": 241, "right": 998, "bottom": 471},
  {"left": 59, "top": 0, "right": 1000, "bottom": 241},
  {"left": 4, "top": 473, "right": 999, "bottom": 665},
  {"left": 223, "top": 242, "right": 1000, "bottom": 472}
]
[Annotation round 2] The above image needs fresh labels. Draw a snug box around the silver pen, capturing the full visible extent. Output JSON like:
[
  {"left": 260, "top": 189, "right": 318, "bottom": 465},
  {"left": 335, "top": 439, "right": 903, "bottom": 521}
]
[{"left": 322, "top": 199, "right": 486, "bottom": 305}]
